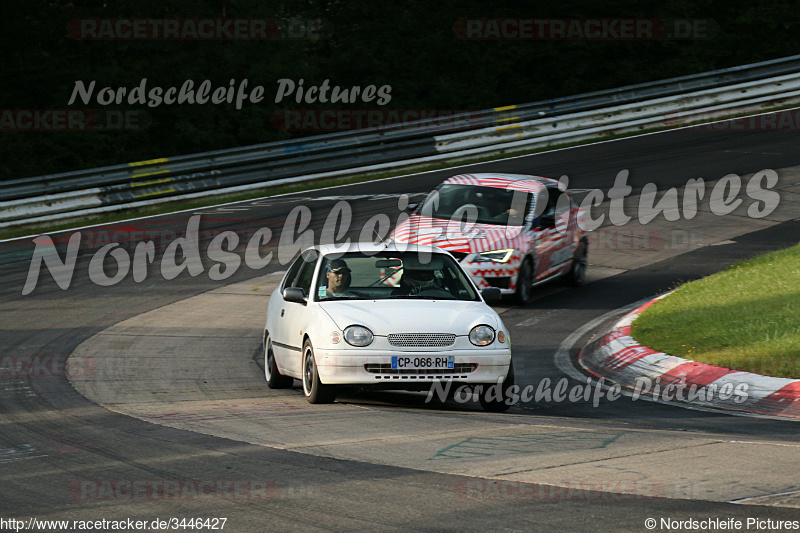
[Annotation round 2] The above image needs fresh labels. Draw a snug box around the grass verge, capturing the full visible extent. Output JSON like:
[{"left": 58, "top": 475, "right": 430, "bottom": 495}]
[{"left": 632, "top": 243, "right": 800, "bottom": 378}]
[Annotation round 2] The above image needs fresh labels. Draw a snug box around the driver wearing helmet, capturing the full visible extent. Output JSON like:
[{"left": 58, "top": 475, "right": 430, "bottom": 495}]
[{"left": 395, "top": 265, "right": 438, "bottom": 295}]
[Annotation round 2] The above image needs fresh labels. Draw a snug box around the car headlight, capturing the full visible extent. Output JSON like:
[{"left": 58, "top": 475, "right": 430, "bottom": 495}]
[
  {"left": 343, "top": 325, "right": 374, "bottom": 347},
  {"left": 469, "top": 325, "right": 495, "bottom": 346},
  {"left": 474, "top": 249, "right": 514, "bottom": 263}
]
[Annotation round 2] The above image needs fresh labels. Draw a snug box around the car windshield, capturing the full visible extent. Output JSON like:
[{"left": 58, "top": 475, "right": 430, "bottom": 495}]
[
  {"left": 416, "top": 184, "right": 531, "bottom": 226},
  {"left": 316, "top": 251, "right": 480, "bottom": 302}
]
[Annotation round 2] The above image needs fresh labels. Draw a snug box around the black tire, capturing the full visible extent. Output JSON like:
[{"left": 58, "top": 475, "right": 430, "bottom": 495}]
[
  {"left": 264, "top": 334, "right": 293, "bottom": 389},
  {"left": 479, "top": 362, "right": 515, "bottom": 412},
  {"left": 562, "top": 238, "right": 588, "bottom": 287},
  {"left": 514, "top": 258, "right": 534, "bottom": 305},
  {"left": 301, "top": 339, "right": 336, "bottom": 404}
]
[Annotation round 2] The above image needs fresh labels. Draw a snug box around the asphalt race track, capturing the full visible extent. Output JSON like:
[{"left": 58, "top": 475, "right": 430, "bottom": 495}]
[{"left": 2, "top": 113, "right": 800, "bottom": 531}]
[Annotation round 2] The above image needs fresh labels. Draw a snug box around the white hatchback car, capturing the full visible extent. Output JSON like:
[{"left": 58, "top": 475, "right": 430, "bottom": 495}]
[{"left": 263, "top": 243, "right": 514, "bottom": 410}]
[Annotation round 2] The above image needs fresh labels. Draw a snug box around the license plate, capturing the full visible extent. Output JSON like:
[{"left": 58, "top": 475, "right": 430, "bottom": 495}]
[{"left": 391, "top": 355, "right": 455, "bottom": 370}]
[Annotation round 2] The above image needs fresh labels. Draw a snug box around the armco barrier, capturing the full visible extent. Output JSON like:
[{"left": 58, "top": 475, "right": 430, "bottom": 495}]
[
  {"left": 3, "top": 54, "right": 800, "bottom": 229},
  {"left": 579, "top": 295, "right": 800, "bottom": 419},
  {"left": 434, "top": 72, "right": 800, "bottom": 154}
]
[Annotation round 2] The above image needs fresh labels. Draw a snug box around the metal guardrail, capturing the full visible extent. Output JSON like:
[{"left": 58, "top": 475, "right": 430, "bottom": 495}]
[
  {"left": 434, "top": 71, "right": 800, "bottom": 153},
  {"left": 3, "top": 54, "right": 800, "bottom": 228}
]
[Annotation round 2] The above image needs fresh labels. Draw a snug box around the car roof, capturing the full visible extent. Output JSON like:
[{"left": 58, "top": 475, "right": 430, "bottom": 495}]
[{"left": 441, "top": 172, "right": 558, "bottom": 192}]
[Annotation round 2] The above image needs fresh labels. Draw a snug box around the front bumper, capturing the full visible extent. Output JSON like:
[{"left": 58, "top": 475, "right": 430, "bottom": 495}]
[
  {"left": 315, "top": 348, "right": 511, "bottom": 385},
  {"left": 460, "top": 254, "right": 523, "bottom": 295}
]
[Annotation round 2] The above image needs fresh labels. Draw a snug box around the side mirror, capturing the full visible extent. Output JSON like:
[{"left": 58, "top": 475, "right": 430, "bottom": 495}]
[
  {"left": 481, "top": 287, "right": 502, "bottom": 305},
  {"left": 407, "top": 203, "right": 418, "bottom": 212},
  {"left": 283, "top": 287, "right": 307, "bottom": 304}
]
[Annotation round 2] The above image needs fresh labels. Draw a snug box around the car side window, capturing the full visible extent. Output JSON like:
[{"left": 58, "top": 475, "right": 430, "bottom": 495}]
[
  {"left": 294, "top": 257, "right": 316, "bottom": 296},
  {"left": 520, "top": 192, "right": 535, "bottom": 226},
  {"left": 282, "top": 255, "right": 306, "bottom": 291},
  {"left": 537, "top": 187, "right": 561, "bottom": 228},
  {"left": 558, "top": 192, "right": 572, "bottom": 216}
]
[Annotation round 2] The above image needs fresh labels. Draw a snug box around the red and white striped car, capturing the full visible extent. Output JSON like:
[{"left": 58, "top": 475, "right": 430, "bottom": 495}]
[{"left": 390, "top": 173, "right": 589, "bottom": 304}]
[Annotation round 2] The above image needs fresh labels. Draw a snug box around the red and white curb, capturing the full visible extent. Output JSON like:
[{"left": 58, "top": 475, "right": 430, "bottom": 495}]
[{"left": 579, "top": 294, "right": 800, "bottom": 419}]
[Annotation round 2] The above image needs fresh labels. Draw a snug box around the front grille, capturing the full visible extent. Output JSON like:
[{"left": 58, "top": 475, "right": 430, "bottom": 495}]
[
  {"left": 364, "top": 363, "right": 477, "bottom": 378},
  {"left": 388, "top": 333, "right": 456, "bottom": 347}
]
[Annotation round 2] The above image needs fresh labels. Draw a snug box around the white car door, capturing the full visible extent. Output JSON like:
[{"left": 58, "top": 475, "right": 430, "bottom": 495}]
[
  {"left": 271, "top": 252, "right": 315, "bottom": 376},
  {"left": 278, "top": 254, "right": 317, "bottom": 376}
]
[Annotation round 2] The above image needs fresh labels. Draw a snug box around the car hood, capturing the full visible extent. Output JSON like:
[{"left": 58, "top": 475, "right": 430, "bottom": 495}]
[
  {"left": 391, "top": 215, "right": 526, "bottom": 253},
  {"left": 319, "top": 299, "right": 499, "bottom": 335}
]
